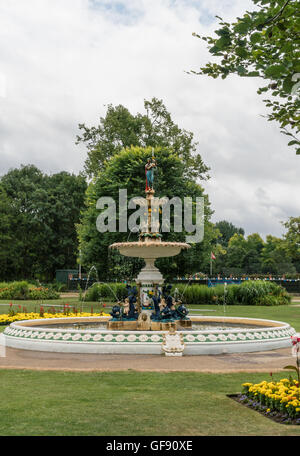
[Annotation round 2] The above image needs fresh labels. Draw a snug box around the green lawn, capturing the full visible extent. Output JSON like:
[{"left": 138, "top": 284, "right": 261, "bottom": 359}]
[
  {"left": 0, "top": 370, "right": 300, "bottom": 436},
  {"left": 1, "top": 299, "right": 300, "bottom": 435}
]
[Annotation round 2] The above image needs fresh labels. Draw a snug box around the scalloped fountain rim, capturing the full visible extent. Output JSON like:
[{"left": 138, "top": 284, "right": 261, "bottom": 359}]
[{"left": 3, "top": 316, "right": 296, "bottom": 355}]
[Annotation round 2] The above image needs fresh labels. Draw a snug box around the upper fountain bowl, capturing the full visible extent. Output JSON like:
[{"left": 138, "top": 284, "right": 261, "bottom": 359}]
[{"left": 109, "top": 241, "right": 190, "bottom": 259}]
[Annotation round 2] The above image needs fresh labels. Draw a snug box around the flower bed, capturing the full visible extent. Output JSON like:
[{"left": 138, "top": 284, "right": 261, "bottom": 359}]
[
  {"left": 0, "top": 310, "right": 110, "bottom": 326},
  {"left": 237, "top": 379, "right": 300, "bottom": 424},
  {"left": 234, "top": 335, "right": 300, "bottom": 425}
]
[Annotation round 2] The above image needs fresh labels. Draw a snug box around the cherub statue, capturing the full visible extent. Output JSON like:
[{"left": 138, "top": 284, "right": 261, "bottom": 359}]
[{"left": 122, "top": 297, "right": 130, "bottom": 316}]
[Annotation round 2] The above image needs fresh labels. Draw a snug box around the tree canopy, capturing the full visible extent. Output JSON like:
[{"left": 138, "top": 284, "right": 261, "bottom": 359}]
[
  {"left": 192, "top": 0, "right": 300, "bottom": 154},
  {"left": 78, "top": 146, "right": 217, "bottom": 281},
  {"left": 0, "top": 165, "right": 87, "bottom": 281},
  {"left": 215, "top": 220, "right": 245, "bottom": 246},
  {"left": 76, "top": 97, "right": 210, "bottom": 180}
]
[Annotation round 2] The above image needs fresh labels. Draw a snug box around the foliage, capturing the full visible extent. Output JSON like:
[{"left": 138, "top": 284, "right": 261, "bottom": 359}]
[
  {"left": 215, "top": 220, "right": 245, "bottom": 247},
  {"left": 211, "top": 221, "right": 299, "bottom": 275},
  {"left": 0, "top": 281, "right": 59, "bottom": 300},
  {"left": 230, "top": 279, "right": 290, "bottom": 305},
  {"left": 0, "top": 309, "right": 110, "bottom": 325},
  {"left": 0, "top": 185, "right": 17, "bottom": 279},
  {"left": 283, "top": 216, "right": 300, "bottom": 271},
  {"left": 173, "top": 280, "right": 290, "bottom": 306},
  {"left": 0, "top": 165, "right": 87, "bottom": 281},
  {"left": 83, "top": 280, "right": 290, "bottom": 305},
  {"left": 76, "top": 97, "right": 210, "bottom": 180},
  {"left": 78, "top": 146, "right": 215, "bottom": 280},
  {"left": 192, "top": 0, "right": 300, "bottom": 154},
  {"left": 84, "top": 282, "right": 128, "bottom": 302}
]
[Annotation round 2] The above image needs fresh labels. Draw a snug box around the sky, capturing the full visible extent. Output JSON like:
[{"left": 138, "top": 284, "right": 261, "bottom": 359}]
[{"left": 0, "top": 0, "right": 299, "bottom": 239}]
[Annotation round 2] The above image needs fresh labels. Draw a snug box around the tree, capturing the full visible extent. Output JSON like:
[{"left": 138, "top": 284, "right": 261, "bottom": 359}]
[
  {"left": 78, "top": 146, "right": 214, "bottom": 280},
  {"left": 0, "top": 165, "right": 87, "bottom": 280},
  {"left": 282, "top": 216, "right": 300, "bottom": 271},
  {"left": 215, "top": 220, "right": 245, "bottom": 246},
  {"left": 224, "top": 233, "right": 248, "bottom": 274},
  {"left": 192, "top": 0, "right": 300, "bottom": 154},
  {"left": 0, "top": 185, "right": 19, "bottom": 280},
  {"left": 76, "top": 97, "right": 210, "bottom": 180},
  {"left": 243, "top": 233, "right": 264, "bottom": 273},
  {"left": 260, "top": 234, "right": 295, "bottom": 274}
]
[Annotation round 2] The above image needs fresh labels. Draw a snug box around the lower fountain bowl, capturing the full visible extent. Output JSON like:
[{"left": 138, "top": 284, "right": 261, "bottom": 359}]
[{"left": 3, "top": 316, "right": 296, "bottom": 355}]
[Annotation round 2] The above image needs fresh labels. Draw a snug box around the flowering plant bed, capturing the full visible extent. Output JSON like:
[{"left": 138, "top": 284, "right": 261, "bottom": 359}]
[
  {"left": 0, "top": 310, "right": 110, "bottom": 325},
  {"left": 230, "top": 376, "right": 300, "bottom": 425},
  {"left": 230, "top": 335, "right": 300, "bottom": 425}
]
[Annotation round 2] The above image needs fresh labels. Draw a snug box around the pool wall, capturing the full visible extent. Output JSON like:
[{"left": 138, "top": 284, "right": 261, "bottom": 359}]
[{"left": 3, "top": 316, "right": 296, "bottom": 355}]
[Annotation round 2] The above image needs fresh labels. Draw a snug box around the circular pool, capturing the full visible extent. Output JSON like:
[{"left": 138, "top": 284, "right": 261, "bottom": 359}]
[{"left": 3, "top": 316, "right": 296, "bottom": 355}]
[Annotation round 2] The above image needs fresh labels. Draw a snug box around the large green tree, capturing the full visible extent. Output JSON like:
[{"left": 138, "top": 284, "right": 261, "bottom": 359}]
[
  {"left": 215, "top": 220, "right": 245, "bottom": 247},
  {"left": 0, "top": 185, "right": 18, "bottom": 280},
  {"left": 76, "top": 97, "right": 210, "bottom": 180},
  {"left": 282, "top": 216, "right": 300, "bottom": 271},
  {"left": 192, "top": 0, "right": 300, "bottom": 153},
  {"left": 260, "top": 234, "right": 296, "bottom": 274},
  {"left": 78, "top": 146, "right": 216, "bottom": 281},
  {"left": 0, "top": 165, "right": 87, "bottom": 281}
]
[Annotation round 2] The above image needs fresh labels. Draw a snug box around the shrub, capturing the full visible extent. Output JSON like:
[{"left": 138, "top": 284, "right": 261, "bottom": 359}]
[
  {"left": 84, "top": 282, "right": 127, "bottom": 302},
  {"left": 82, "top": 280, "right": 290, "bottom": 306},
  {"left": 231, "top": 280, "right": 290, "bottom": 306},
  {"left": 0, "top": 281, "right": 59, "bottom": 300},
  {"left": 174, "top": 280, "right": 290, "bottom": 306}
]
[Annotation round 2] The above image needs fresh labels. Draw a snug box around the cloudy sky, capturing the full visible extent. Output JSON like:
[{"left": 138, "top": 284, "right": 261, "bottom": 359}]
[{"left": 0, "top": 0, "right": 299, "bottom": 239}]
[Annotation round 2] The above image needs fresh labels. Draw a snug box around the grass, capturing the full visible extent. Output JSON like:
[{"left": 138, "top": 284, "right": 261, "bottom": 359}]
[
  {"left": 1, "top": 295, "right": 300, "bottom": 435},
  {"left": 0, "top": 370, "right": 300, "bottom": 436}
]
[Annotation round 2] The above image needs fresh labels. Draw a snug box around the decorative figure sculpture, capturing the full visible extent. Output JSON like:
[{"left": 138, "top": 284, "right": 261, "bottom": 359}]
[
  {"left": 110, "top": 304, "right": 122, "bottom": 320},
  {"left": 162, "top": 324, "right": 185, "bottom": 356},
  {"left": 122, "top": 298, "right": 130, "bottom": 316},
  {"left": 175, "top": 304, "right": 189, "bottom": 320},
  {"left": 150, "top": 289, "right": 162, "bottom": 320},
  {"left": 125, "top": 284, "right": 139, "bottom": 320},
  {"left": 145, "top": 156, "right": 156, "bottom": 191}
]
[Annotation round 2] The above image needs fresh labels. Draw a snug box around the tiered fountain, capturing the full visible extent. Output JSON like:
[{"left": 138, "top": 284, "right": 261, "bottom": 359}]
[
  {"left": 109, "top": 156, "right": 190, "bottom": 331},
  {"left": 3, "top": 154, "right": 296, "bottom": 355}
]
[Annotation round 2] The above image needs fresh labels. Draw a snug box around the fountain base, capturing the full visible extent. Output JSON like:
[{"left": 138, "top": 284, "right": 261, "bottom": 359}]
[
  {"left": 4, "top": 316, "right": 296, "bottom": 355},
  {"left": 107, "top": 318, "right": 192, "bottom": 331}
]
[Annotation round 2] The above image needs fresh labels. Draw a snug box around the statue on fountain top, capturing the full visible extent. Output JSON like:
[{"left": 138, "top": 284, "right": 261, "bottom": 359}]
[{"left": 145, "top": 156, "right": 157, "bottom": 192}]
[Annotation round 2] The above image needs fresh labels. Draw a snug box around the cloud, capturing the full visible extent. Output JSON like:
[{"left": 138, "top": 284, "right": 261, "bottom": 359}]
[{"left": 0, "top": 0, "right": 298, "bottom": 238}]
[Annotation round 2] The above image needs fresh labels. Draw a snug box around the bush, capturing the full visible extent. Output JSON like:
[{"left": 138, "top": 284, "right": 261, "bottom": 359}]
[
  {"left": 173, "top": 280, "right": 290, "bottom": 306},
  {"left": 230, "top": 280, "right": 290, "bottom": 306},
  {"left": 0, "top": 281, "right": 59, "bottom": 300},
  {"left": 84, "top": 282, "right": 128, "bottom": 302},
  {"left": 82, "top": 280, "right": 290, "bottom": 306}
]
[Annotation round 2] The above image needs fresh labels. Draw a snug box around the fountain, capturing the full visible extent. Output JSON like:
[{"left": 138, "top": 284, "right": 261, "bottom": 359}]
[
  {"left": 108, "top": 155, "right": 191, "bottom": 331},
  {"left": 3, "top": 153, "right": 296, "bottom": 355}
]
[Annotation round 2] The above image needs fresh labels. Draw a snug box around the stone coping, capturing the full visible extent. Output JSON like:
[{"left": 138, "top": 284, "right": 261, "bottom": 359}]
[
  {"left": 109, "top": 241, "right": 190, "bottom": 249},
  {"left": 10, "top": 315, "right": 288, "bottom": 331}
]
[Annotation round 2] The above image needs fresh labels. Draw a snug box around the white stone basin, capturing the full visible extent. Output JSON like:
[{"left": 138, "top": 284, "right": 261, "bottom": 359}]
[
  {"left": 110, "top": 241, "right": 190, "bottom": 259},
  {"left": 3, "top": 316, "right": 296, "bottom": 355}
]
